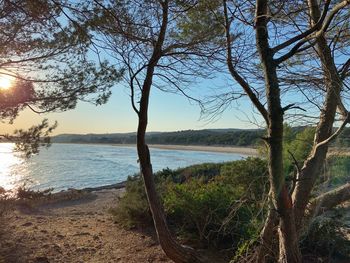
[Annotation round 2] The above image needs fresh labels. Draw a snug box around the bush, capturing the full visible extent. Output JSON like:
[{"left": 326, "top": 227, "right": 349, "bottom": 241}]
[
  {"left": 324, "top": 155, "right": 350, "bottom": 186},
  {"left": 111, "top": 175, "right": 153, "bottom": 228},
  {"left": 164, "top": 178, "right": 260, "bottom": 248},
  {"left": 301, "top": 210, "right": 350, "bottom": 260},
  {"left": 112, "top": 158, "right": 268, "bottom": 249},
  {"left": 16, "top": 186, "right": 53, "bottom": 200}
]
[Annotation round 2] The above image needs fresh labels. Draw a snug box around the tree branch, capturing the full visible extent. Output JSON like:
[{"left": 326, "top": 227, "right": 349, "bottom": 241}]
[
  {"left": 315, "top": 112, "right": 350, "bottom": 149},
  {"left": 272, "top": 0, "right": 331, "bottom": 53},
  {"left": 275, "top": 0, "right": 350, "bottom": 64},
  {"left": 308, "top": 183, "right": 350, "bottom": 216},
  {"left": 223, "top": 0, "right": 269, "bottom": 124}
]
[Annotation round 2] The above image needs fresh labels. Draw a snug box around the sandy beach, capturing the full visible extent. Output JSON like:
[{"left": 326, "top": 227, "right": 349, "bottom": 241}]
[{"left": 112, "top": 144, "right": 258, "bottom": 156}]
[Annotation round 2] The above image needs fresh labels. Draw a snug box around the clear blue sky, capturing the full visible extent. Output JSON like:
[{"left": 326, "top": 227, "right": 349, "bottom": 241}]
[{"left": 0, "top": 79, "right": 261, "bottom": 135}]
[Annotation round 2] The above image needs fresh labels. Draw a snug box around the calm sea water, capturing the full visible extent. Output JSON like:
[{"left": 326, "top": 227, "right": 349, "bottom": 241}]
[{"left": 0, "top": 143, "right": 244, "bottom": 192}]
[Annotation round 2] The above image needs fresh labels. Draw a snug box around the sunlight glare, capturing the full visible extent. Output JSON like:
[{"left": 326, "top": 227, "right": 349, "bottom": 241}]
[
  {"left": 0, "top": 76, "right": 12, "bottom": 90},
  {"left": 0, "top": 143, "right": 23, "bottom": 190}
]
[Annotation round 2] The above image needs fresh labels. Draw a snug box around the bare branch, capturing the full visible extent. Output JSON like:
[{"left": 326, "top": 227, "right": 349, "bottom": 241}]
[
  {"left": 223, "top": 0, "right": 269, "bottom": 124},
  {"left": 275, "top": 0, "right": 350, "bottom": 64},
  {"left": 272, "top": 0, "right": 331, "bottom": 53},
  {"left": 315, "top": 112, "right": 350, "bottom": 149},
  {"left": 338, "top": 58, "right": 350, "bottom": 80}
]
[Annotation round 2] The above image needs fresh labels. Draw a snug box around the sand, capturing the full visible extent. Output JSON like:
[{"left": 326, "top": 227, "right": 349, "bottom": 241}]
[
  {"left": 0, "top": 189, "right": 171, "bottom": 263},
  {"left": 113, "top": 144, "right": 258, "bottom": 156}
]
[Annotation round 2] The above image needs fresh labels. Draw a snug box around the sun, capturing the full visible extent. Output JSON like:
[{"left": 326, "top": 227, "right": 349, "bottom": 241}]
[{"left": 0, "top": 76, "right": 13, "bottom": 90}]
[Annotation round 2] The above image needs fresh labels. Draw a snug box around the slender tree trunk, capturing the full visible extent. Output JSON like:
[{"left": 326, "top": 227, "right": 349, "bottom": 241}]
[
  {"left": 136, "top": 58, "right": 207, "bottom": 263},
  {"left": 134, "top": 2, "right": 207, "bottom": 262},
  {"left": 292, "top": 0, "right": 343, "bottom": 230},
  {"left": 255, "top": 1, "right": 301, "bottom": 261},
  {"left": 137, "top": 139, "right": 206, "bottom": 263}
]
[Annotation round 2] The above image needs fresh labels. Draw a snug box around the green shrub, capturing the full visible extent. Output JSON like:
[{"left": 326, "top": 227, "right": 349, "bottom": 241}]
[
  {"left": 324, "top": 155, "right": 350, "bottom": 186},
  {"left": 112, "top": 158, "right": 268, "bottom": 250},
  {"left": 283, "top": 126, "right": 315, "bottom": 175},
  {"left": 111, "top": 175, "right": 153, "bottom": 228},
  {"left": 164, "top": 177, "right": 262, "bottom": 248},
  {"left": 220, "top": 158, "right": 268, "bottom": 199},
  {"left": 154, "top": 163, "right": 223, "bottom": 184}
]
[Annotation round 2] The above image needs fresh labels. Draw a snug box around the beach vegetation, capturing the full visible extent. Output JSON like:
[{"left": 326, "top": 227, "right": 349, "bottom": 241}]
[
  {"left": 112, "top": 157, "right": 268, "bottom": 250},
  {"left": 112, "top": 149, "right": 350, "bottom": 261}
]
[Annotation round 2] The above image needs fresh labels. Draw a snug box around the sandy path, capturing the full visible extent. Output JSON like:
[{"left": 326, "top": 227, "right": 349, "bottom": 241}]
[{"left": 0, "top": 189, "right": 171, "bottom": 263}]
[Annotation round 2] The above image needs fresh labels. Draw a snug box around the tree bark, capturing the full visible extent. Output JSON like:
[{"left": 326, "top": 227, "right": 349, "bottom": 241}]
[
  {"left": 255, "top": 1, "right": 301, "bottom": 262},
  {"left": 256, "top": 208, "right": 278, "bottom": 263},
  {"left": 135, "top": 1, "right": 207, "bottom": 262}
]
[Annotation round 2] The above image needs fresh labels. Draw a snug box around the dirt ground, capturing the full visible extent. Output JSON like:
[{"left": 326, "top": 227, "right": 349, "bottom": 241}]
[{"left": 0, "top": 189, "right": 172, "bottom": 263}]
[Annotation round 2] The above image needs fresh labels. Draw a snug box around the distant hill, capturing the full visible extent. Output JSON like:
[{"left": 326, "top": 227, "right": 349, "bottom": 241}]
[
  {"left": 52, "top": 129, "right": 265, "bottom": 146},
  {"left": 52, "top": 127, "right": 350, "bottom": 147}
]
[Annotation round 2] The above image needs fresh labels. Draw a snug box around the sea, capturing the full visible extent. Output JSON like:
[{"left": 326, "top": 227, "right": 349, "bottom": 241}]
[{"left": 0, "top": 143, "right": 245, "bottom": 192}]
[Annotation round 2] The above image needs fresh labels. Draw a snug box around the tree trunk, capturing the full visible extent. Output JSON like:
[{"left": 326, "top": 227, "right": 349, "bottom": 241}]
[
  {"left": 134, "top": 2, "right": 207, "bottom": 262},
  {"left": 137, "top": 141, "right": 206, "bottom": 263},
  {"left": 277, "top": 199, "right": 301, "bottom": 263},
  {"left": 136, "top": 62, "right": 207, "bottom": 263},
  {"left": 256, "top": 208, "right": 278, "bottom": 263},
  {"left": 255, "top": 1, "right": 301, "bottom": 262},
  {"left": 292, "top": 0, "right": 343, "bottom": 230}
]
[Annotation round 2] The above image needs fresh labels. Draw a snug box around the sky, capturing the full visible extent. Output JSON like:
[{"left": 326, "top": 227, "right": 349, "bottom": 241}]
[{"left": 0, "top": 79, "right": 260, "bottom": 136}]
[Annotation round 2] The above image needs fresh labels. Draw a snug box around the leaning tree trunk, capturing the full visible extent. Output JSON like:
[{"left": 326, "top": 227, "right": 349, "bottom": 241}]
[
  {"left": 136, "top": 59, "right": 207, "bottom": 263},
  {"left": 292, "top": 0, "right": 344, "bottom": 231},
  {"left": 308, "top": 183, "right": 350, "bottom": 217},
  {"left": 134, "top": 1, "right": 207, "bottom": 262},
  {"left": 137, "top": 129, "right": 206, "bottom": 263},
  {"left": 255, "top": 1, "right": 301, "bottom": 262}
]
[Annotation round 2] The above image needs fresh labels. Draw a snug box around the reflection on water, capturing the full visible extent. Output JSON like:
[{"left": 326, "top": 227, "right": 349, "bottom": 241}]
[
  {"left": 0, "top": 143, "right": 25, "bottom": 190},
  {"left": 0, "top": 143, "right": 241, "bottom": 192}
]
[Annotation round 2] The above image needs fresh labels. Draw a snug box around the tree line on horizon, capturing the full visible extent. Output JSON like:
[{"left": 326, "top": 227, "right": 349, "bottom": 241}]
[
  {"left": 0, "top": 1, "right": 350, "bottom": 263},
  {"left": 53, "top": 127, "right": 350, "bottom": 148}
]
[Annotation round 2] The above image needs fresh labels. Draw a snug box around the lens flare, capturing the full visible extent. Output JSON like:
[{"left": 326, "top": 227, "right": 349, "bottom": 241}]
[{"left": 0, "top": 76, "right": 12, "bottom": 90}]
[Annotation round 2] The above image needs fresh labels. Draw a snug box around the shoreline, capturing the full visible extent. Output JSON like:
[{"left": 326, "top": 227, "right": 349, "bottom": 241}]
[
  {"left": 112, "top": 143, "right": 258, "bottom": 156},
  {"left": 52, "top": 142, "right": 258, "bottom": 156}
]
